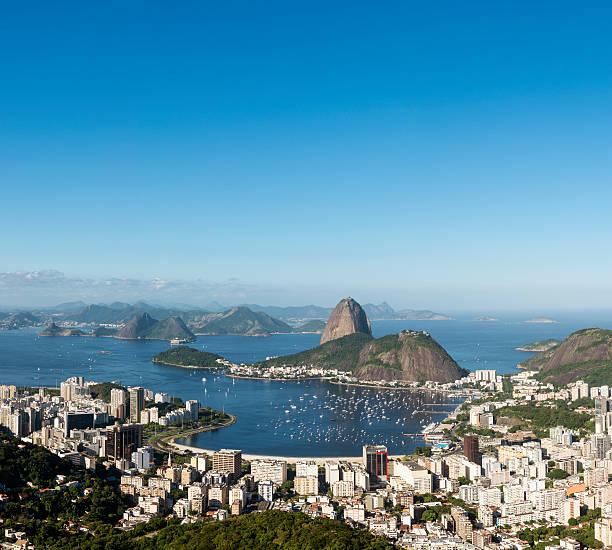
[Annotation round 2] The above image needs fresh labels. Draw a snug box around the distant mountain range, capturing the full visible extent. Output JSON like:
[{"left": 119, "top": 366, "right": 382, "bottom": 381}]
[
  {"left": 0, "top": 312, "right": 42, "bottom": 330},
  {"left": 192, "top": 307, "right": 292, "bottom": 336},
  {"left": 1, "top": 300, "right": 451, "bottom": 336},
  {"left": 242, "top": 301, "right": 451, "bottom": 321}
]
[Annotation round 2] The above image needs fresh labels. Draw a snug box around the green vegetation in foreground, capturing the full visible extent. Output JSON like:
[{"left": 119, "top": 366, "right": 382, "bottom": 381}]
[
  {"left": 40, "top": 510, "right": 394, "bottom": 550},
  {"left": 495, "top": 401, "right": 593, "bottom": 438},
  {"left": 256, "top": 332, "right": 374, "bottom": 371},
  {"left": 517, "top": 509, "right": 603, "bottom": 549},
  {"left": 152, "top": 346, "right": 225, "bottom": 368},
  {"left": 0, "top": 433, "right": 129, "bottom": 547}
]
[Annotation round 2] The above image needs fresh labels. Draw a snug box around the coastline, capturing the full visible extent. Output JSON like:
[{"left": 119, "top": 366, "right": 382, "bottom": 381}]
[
  {"left": 151, "top": 360, "right": 226, "bottom": 370},
  {"left": 169, "top": 439, "right": 407, "bottom": 466},
  {"left": 150, "top": 413, "right": 237, "bottom": 453},
  {"left": 152, "top": 359, "right": 470, "bottom": 394}
]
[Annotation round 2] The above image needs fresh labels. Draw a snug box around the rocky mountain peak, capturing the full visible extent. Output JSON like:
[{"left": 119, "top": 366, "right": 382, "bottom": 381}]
[{"left": 320, "top": 297, "right": 372, "bottom": 345}]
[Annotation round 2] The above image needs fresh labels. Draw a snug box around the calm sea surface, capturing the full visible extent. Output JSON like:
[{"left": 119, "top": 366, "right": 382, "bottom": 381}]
[{"left": 1, "top": 312, "right": 611, "bottom": 456}]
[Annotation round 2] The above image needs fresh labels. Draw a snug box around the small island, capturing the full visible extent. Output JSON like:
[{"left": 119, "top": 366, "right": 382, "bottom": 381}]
[
  {"left": 516, "top": 339, "right": 560, "bottom": 352},
  {"left": 152, "top": 346, "right": 229, "bottom": 368},
  {"left": 473, "top": 316, "right": 500, "bottom": 322},
  {"left": 39, "top": 323, "right": 86, "bottom": 337},
  {"left": 524, "top": 317, "right": 557, "bottom": 324}
]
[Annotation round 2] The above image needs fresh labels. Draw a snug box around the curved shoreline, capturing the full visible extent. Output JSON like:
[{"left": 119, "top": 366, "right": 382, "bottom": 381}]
[
  {"left": 153, "top": 359, "right": 470, "bottom": 394},
  {"left": 150, "top": 413, "right": 237, "bottom": 453}
]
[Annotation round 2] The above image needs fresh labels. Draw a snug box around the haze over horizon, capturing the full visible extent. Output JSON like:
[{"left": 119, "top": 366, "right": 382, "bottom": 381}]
[{"left": 2, "top": 2, "right": 612, "bottom": 311}]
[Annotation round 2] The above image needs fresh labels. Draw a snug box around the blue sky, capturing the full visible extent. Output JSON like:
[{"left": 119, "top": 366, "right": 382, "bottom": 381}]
[{"left": 2, "top": 1, "right": 612, "bottom": 310}]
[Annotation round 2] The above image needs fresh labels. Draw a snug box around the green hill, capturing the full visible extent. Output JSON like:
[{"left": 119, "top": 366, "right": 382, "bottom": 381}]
[
  {"left": 193, "top": 306, "right": 292, "bottom": 336},
  {"left": 258, "top": 330, "right": 467, "bottom": 383},
  {"left": 153, "top": 346, "right": 225, "bottom": 368},
  {"left": 144, "top": 316, "right": 195, "bottom": 342},
  {"left": 258, "top": 332, "right": 374, "bottom": 371},
  {"left": 114, "top": 313, "right": 194, "bottom": 342},
  {"left": 522, "top": 328, "right": 612, "bottom": 385},
  {"left": 133, "top": 510, "right": 393, "bottom": 550},
  {"left": 39, "top": 323, "right": 85, "bottom": 337}
]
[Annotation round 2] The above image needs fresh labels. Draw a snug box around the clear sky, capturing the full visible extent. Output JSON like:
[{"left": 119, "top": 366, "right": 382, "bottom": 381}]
[{"left": 2, "top": 1, "right": 612, "bottom": 310}]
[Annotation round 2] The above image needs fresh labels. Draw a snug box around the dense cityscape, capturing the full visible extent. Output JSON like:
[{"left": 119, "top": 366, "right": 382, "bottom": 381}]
[{"left": 1, "top": 358, "right": 610, "bottom": 549}]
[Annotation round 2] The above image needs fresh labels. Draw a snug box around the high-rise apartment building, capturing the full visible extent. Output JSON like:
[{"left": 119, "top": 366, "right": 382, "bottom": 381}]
[
  {"left": 212, "top": 449, "right": 242, "bottom": 476},
  {"left": 464, "top": 435, "right": 480, "bottom": 465},
  {"left": 363, "top": 445, "right": 388, "bottom": 480},
  {"left": 110, "top": 388, "right": 127, "bottom": 419},
  {"left": 106, "top": 423, "right": 143, "bottom": 461},
  {"left": 129, "top": 387, "right": 144, "bottom": 423}
]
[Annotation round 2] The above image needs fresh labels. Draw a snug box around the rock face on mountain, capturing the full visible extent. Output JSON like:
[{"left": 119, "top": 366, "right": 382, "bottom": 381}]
[
  {"left": 258, "top": 330, "right": 467, "bottom": 383},
  {"left": 354, "top": 330, "right": 467, "bottom": 383},
  {"left": 115, "top": 313, "right": 158, "bottom": 339},
  {"left": 521, "top": 328, "right": 612, "bottom": 385},
  {"left": 320, "top": 298, "right": 372, "bottom": 345}
]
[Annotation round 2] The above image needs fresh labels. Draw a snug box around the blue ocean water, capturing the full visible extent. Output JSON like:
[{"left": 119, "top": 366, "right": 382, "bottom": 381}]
[{"left": 1, "top": 312, "right": 610, "bottom": 456}]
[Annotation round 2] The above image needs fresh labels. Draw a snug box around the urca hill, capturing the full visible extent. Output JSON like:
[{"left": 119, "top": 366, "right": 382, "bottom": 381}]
[
  {"left": 520, "top": 328, "right": 612, "bottom": 385},
  {"left": 258, "top": 298, "right": 467, "bottom": 383}
]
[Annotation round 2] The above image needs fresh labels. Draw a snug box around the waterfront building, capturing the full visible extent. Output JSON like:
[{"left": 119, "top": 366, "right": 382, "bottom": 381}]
[
  {"left": 155, "top": 392, "right": 170, "bottom": 403},
  {"left": 185, "top": 400, "right": 199, "bottom": 421},
  {"left": 251, "top": 459, "right": 287, "bottom": 484}
]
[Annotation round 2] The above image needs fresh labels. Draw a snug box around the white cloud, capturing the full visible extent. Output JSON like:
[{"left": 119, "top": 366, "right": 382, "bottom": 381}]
[{"left": 0, "top": 270, "right": 259, "bottom": 307}]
